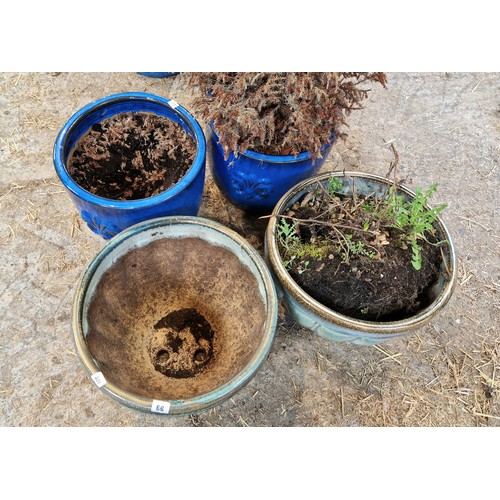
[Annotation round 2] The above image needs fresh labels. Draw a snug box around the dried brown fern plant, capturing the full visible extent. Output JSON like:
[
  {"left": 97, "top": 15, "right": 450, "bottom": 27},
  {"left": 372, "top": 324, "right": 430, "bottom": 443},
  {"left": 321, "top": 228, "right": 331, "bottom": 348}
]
[{"left": 188, "top": 72, "right": 387, "bottom": 160}]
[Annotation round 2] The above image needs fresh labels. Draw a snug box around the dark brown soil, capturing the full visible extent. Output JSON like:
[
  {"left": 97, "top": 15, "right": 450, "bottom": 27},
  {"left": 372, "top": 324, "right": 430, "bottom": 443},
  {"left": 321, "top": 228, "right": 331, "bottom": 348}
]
[
  {"left": 149, "top": 308, "right": 215, "bottom": 378},
  {"left": 280, "top": 190, "right": 444, "bottom": 321},
  {"left": 290, "top": 237, "right": 442, "bottom": 321},
  {"left": 67, "top": 112, "right": 196, "bottom": 200}
]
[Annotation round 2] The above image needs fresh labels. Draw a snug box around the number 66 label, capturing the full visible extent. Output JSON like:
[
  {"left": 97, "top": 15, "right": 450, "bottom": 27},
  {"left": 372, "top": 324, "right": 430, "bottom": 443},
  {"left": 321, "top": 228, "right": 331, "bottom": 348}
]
[
  {"left": 91, "top": 371, "right": 107, "bottom": 388},
  {"left": 151, "top": 400, "right": 171, "bottom": 414}
]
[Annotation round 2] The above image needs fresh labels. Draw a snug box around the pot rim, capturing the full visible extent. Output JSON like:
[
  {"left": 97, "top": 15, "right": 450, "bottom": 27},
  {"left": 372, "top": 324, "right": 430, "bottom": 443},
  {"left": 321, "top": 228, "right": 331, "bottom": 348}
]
[
  {"left": 266, "top": 171, "right": 457, "bottom": 335},
  {"left": 53, "top": 92, "right": 206, "bottom": 209},
  {"left": 210, "top": 124, "right": 334, "bottom": 164},
  {"left": 137, "top": 72, "right": 180, "bottom": 78},
  {"left": 73, "top": 215, "right": 278, "bottom": 415}
]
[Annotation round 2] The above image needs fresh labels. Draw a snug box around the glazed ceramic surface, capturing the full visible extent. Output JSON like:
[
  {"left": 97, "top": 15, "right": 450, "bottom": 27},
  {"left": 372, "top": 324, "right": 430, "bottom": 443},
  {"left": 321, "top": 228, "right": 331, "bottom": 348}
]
[
  {"left": 54, "top": 92, "right": 206, "bottom": 239},
  {"left": 137, "top": 72, "right": 180, "bottom": 78},
  {"left": 210, "top": 126, "right": 334, "bottom": 214},
  {"left": 265, "top": 171, "right": 457, "bottom": 345},
  {"left": 73, "top": 216, "right": 278, "bottom": 415}
]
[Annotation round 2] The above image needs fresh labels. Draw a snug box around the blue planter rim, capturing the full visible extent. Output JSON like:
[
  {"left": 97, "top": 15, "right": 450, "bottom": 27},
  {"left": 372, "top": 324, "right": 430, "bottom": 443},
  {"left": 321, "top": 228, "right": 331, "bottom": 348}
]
[
  {"left": 137, "top": 72, "right": 180, "bottom": 78},
  {"left": 54, "top": 92, "right": 206, "bottom": 210},
  {"left": 211, "top": 124, "right": 334, "bottom": 165}
]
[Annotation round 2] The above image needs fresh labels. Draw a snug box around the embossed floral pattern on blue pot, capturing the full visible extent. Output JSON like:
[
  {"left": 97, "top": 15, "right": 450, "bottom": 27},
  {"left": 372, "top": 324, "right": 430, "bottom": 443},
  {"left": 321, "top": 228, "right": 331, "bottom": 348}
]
[
  {"left": 209, "top": 126, "right": 334, "bottom": 214},
  {"left": 54, "top": 92, "right": 206, "bottom": 239}
]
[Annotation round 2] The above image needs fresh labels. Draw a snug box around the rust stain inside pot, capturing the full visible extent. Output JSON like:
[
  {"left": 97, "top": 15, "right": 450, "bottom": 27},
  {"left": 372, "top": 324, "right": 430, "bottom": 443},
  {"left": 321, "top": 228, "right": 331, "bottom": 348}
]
[{"left": 85, "top": 237, "right": 267, "bottom": 400}]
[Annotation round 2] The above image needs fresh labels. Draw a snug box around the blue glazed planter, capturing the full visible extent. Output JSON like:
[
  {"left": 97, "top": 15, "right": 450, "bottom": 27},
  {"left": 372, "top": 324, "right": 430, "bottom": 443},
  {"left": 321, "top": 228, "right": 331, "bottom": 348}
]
[
  {"left": 54, "top": 92, "right": 206, "bottom": 239},
  {"left": 137, "top": 72, "right": 180, "bottom": 78},
  {"left": 210, "top": 126, "right": 334, "bottom": 214},
  {"left": 265, "top": 171, "right": 457, "bottom": 345}
]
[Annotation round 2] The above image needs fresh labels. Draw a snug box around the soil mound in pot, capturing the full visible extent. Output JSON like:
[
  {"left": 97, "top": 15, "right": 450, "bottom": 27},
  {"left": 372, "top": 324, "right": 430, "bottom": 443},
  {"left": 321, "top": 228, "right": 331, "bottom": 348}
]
[
  {"left": 290, "top": 234, "right": 442, "bottom": 321},
  {"left": 85, "top": 237, "right": 267, "bottom": 400},
  {"left": 149, "top": 308, "right": 215, "bottom": 378},
  {"left": 67, "top": 112, "right": 196, "bottom": 200},
  {"left": 280, "top": 189, "right": 445, "bottom": 321}
]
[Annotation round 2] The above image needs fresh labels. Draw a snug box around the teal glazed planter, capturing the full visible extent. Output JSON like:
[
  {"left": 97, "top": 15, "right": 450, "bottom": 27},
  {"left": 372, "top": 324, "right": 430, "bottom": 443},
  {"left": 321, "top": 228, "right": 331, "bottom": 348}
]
[
  {"left": 73, "top": 216, "right": 278, "bottom": 416},
  {"left": 210, "top": 126, "right": 334, "bottom": 214},
  {"left": 53, "top": 92, "right": 206, "bottom": 239},
  {"left": 265, "top": 171, "right": 457, "bottom": 345}
]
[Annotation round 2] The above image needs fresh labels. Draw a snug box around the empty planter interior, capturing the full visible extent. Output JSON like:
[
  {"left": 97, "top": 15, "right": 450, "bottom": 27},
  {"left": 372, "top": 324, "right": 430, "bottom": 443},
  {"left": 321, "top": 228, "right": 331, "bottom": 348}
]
[{"left": 74, "top": 216, "right": 277, "bottom": 415}]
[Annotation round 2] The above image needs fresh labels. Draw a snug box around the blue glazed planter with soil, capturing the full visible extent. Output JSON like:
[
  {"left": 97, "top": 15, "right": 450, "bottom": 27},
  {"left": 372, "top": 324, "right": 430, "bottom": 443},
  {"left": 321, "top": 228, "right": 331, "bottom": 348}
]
[
  {"left": 53, "top": 92, "right": 206, "bottom": 239},
  {"left": 210, "top": 126, "right": 334, "bottom": 215}
]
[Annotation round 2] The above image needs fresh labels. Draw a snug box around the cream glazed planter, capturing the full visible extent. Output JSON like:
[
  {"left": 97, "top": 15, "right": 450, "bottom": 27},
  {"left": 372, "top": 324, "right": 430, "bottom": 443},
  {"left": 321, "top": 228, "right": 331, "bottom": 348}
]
[{"left": 265, "top": 171, "right": 457, "bottom": 345}]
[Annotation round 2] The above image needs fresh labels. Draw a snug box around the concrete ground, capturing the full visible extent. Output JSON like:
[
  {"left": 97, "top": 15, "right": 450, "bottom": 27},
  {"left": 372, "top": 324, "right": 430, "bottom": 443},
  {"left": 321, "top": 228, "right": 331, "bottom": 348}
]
[{"left": 0, "top": 72, "right": 498, "bottom": 427}]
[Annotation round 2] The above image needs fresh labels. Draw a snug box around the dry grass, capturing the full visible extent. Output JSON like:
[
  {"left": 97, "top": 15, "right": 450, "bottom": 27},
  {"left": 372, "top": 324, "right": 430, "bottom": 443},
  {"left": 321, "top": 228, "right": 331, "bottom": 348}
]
[{"left": 0, "top": 72, "right": 498, "bottom": 428}]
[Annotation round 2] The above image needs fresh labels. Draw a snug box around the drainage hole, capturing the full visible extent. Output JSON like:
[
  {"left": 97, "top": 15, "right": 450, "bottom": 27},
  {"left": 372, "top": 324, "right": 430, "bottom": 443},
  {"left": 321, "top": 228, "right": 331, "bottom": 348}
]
[
  {"left": 155, "top": 349, "right": 170, "bottom": 364},
  {"left": 193, "top": 349, "right": 208, "bottom": 364}
]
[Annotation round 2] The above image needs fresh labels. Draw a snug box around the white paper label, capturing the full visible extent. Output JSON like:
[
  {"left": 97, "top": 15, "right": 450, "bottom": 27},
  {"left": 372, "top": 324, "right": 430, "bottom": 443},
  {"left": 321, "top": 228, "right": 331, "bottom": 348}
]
[
  {"left": 91, "top": 371, "right": 107, "bottom": 388},
  {"left": 168, "top": 100, "right": 179, "bottom": 109},
  {"left": 151, "top": 400, "right": 171, "bottom": 414}
]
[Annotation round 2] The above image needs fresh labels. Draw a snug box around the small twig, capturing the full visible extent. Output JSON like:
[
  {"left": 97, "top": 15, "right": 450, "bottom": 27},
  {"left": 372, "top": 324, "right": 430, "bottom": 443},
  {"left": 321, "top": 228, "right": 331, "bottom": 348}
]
[
  {"left": 439, "top": 246, "right": 451, "bottom": 278},
  {"left": 316, "top": 178, "right": 341, "bottom": 204},
  {"left": 352, "top": 176, "right": 358, "bottom": 204},
  {"left": 379, "top": 143, "right": 400, "bottom": 220},
  {"left": 385, "top": 143, "right": 400, "bottom": 182},
  {"left": 276, "top": 213, "right": 381, "bottom": 237},
  {"left": 469, "top": 79, "right": 484, "bottom": 94},
  {"left": 340, "top": 388, "right": 345, "bottom": 418},
  {"left": 457, "top": 215, "right": 492, "bottom": 232},
  {"left": 278, "top": 213, "right": 351, "bottom": 257},
  {"left": 373, "top": 344, "right": 403, "bottom": 365},
  {"left": 473, "top": 412, "right": 500, "bottom": 421}
]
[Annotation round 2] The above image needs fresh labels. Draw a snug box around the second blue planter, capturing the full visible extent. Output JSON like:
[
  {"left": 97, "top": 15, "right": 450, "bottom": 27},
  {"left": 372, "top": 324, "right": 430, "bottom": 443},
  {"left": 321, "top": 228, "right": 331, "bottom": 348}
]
[
  {"left": 210, "top": 126, "right": 334, "bottom": 214},
  {"left": 137, "top": 72, "right": 180, "bottom": 78},
  {"left": 54, "top": 92, "right": 206, "bottom": 239}
]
